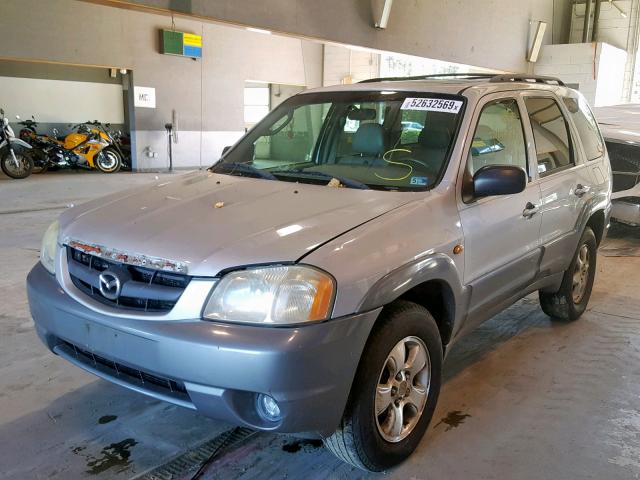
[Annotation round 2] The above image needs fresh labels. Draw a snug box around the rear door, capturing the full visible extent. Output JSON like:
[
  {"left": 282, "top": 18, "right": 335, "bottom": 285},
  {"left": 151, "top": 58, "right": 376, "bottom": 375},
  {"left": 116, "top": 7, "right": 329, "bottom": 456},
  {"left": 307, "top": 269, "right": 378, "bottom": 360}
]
[
  {"left": 521, "top": 93, "right": 594, "bottom": 275},
  {"left": 458, "top": 94, "right": 542, "bottom": 328}
]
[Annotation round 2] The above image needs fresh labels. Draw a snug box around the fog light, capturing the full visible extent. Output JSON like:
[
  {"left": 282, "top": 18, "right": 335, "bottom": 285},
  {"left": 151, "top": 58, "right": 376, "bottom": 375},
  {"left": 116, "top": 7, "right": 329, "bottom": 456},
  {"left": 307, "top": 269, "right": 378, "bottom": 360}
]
[{"left": 256, "top": 393, "right": 281, "bottom": 421}]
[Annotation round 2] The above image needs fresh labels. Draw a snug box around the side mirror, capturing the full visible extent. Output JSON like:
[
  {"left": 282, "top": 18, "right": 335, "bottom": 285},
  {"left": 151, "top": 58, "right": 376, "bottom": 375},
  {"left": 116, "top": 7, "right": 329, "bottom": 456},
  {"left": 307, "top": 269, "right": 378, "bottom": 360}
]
[
  {"left": 473, "top": 165, "right": 527, "bottom": 198},
  {"left": 221, "top": 145, "right": 231, "bottom": 156}
]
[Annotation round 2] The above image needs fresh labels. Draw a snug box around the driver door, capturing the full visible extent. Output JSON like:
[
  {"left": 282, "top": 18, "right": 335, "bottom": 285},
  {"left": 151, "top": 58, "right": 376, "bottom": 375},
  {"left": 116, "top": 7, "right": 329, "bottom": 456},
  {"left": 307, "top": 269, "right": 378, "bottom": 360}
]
[{"left": 458, "top": 94, "right": 542, "bottom": 330}]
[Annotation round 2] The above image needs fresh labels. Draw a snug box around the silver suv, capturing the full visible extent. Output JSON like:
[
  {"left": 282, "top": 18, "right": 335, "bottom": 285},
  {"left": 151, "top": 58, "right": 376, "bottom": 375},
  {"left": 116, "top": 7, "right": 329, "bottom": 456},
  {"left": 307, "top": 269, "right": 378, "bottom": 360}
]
[{"left": 27, "top": 73, "right": 612, "bottom": 471}]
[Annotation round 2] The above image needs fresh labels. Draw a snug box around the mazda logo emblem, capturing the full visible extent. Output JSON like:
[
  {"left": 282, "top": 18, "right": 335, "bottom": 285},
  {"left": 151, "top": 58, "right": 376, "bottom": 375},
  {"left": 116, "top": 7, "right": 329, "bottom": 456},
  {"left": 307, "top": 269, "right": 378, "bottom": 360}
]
[{"left": 98, "top": 271, "right": 122, "bottom": 300}]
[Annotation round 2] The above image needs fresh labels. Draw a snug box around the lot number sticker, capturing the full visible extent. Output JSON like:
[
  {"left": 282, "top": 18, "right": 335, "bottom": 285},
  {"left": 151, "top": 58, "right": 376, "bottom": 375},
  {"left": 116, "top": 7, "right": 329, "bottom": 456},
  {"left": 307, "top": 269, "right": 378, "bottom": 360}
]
[{"left": 401, "top": 98, "right": 462, "bottom": 113}]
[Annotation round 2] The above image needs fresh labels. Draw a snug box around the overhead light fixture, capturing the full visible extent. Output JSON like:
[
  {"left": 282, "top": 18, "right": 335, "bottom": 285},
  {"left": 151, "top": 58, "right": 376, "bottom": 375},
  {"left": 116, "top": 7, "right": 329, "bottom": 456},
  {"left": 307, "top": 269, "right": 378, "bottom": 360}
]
[
  {"left": 246, "top": 27, "right": 272, "bottom": 35},
  {"left": 374, "top": 0, "right": 394, "bottom": 29},
  {"left": 527, "top": 21, "right": 547, "bottom": 63},
  {"left": 610, "top": 0, "right": 627, "bottom": 18}
]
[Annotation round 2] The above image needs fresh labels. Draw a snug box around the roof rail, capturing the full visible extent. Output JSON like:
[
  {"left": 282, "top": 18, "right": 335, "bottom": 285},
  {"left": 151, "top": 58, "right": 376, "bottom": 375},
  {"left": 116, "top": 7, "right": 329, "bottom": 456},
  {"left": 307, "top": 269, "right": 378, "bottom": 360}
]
[
  {"left": 358, "top": 72, "right": 565, "bottom": 87},
  {"left": 358, "top": 72, "right": 500, "bottom": 83},
  {"left": 489, "top": 74, "right": 565, "bottom": 86}
]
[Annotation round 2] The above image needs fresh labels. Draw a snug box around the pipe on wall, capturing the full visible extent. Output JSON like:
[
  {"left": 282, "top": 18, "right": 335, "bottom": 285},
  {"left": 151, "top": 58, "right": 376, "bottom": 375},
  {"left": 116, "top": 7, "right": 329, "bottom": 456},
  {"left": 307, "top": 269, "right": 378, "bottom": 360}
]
[
  {"left": 591, "top": 0, "right": 602, "bottom": 41},
  {"left": 582, "top": 0, "right": 593, "bottom": 42}
]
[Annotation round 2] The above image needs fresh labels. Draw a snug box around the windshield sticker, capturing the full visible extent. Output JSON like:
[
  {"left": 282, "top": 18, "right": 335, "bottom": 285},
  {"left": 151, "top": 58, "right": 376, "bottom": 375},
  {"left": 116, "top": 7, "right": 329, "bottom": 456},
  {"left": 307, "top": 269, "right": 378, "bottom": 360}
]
[
  {"left": 401, "top": 98, "right": 463, "bottom": 113},
  {"left": 410, "top": 176, "right": 429, "bottom": 186}
]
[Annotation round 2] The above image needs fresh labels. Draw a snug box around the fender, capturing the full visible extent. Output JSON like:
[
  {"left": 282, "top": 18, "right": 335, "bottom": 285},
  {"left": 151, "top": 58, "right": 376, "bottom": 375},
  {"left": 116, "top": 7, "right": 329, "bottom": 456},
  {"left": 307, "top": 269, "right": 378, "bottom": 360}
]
[
  {"left": 0, "top": 138, "right": 32, "bottom": 149},
  {"left": 357, "top": 253, "right": 471, "bottom": 343}
]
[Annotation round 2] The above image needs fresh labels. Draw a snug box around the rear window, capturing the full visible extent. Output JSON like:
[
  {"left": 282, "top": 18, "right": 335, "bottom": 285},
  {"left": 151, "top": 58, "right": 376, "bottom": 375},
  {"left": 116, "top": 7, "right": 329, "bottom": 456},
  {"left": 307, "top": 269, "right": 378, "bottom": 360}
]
[{"left": 562, "top": 96, "right": 605, "bottom": 161}]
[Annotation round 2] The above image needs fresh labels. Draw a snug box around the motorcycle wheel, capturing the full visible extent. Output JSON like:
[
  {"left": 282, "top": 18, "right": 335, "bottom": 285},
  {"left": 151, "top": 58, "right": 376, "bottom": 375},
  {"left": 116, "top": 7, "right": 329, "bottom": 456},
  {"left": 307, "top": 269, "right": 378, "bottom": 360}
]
[
  {"left": 1, "top": 147, "right": 34, "bottom": 179},
  {"left": 95, "top": 147, "right": 122, "bottom": 173}
]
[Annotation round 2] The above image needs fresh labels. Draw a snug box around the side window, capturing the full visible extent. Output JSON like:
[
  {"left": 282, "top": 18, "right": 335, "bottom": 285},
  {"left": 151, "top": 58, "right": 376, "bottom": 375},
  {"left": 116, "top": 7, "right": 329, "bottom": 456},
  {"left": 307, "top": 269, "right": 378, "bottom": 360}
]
[
  {"left": 468, "top": 98, "right": 528, "bottom": 176},
  {"left": 562, "top": 95, "right": 605, "bottom": 161},
  {"left": 523, "top": 97, "right": 573, "bottom": 176}
]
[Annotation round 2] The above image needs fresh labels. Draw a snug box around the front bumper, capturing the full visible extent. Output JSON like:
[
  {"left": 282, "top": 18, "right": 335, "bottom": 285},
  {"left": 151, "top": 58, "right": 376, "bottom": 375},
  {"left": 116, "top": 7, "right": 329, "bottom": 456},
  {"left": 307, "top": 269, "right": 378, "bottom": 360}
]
[
  {"left": 611, "top": 198, "right": 640, "bottom": 226},
  {"left": 27, "top": 263, "right": 380, "bottom": 435}
]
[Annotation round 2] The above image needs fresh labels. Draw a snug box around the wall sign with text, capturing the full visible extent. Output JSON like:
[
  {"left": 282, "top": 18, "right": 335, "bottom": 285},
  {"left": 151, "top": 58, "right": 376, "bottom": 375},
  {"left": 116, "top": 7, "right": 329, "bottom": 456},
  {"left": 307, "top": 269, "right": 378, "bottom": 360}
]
[{"left": 134, "top": 86, "right": 156, "bottom": 108}]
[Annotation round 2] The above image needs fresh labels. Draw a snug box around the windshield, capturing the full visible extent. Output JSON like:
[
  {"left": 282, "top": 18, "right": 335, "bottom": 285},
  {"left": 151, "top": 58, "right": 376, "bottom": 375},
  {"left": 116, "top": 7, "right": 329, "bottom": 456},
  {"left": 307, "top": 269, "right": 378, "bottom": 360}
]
[{"left": 212, "top": 91, "right": 465, "bottom": 191}]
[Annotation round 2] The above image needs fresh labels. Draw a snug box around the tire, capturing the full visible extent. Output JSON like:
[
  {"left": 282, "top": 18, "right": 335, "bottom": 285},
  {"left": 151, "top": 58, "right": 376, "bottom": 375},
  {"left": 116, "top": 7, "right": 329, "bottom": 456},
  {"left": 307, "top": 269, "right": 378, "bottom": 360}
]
[
  {"left": 1, "top": 146, "right": 34, "bottom": 179},
  {"left": 539, "top": 227, "right": 597, "bottom": 321},
  {"left": 95, "top": 147, "right": 122, "bottom": 173},
  {"left": 324, "top": 300, "right": 443, "bottom": 471}
]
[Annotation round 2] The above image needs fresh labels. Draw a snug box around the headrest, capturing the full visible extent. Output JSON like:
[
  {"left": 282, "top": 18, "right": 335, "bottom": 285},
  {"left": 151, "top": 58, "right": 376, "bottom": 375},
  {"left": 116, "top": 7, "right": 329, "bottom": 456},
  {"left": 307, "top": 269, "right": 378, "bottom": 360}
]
[
  {"left": 474, "top": 125, "right": 496, "bottom": 140},
  {"left": 347, "top": 108, "right": 377, "bottom": 121},
  {"left": 353, "top": 123, "right": 385, "bottom": 156},
  {"left": 419, "top": 126, "right": 452, "bottom": 149}
]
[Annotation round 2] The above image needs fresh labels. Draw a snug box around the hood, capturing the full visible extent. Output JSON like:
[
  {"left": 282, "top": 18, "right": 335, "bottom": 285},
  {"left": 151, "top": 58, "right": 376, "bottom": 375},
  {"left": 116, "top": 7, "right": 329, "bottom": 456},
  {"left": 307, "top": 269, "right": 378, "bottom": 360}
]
[
  {"left": 594, "top": 104, "right": 640, "bottom": 144},
  {"left": 59, "top": 172, "right": 418, "bottom": 276}
]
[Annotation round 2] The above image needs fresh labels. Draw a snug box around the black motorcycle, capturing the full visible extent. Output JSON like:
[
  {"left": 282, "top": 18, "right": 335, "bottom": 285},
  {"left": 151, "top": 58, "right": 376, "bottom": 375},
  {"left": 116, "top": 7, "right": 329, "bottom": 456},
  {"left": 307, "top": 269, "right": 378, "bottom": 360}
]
[{"left": 18, "top": 116, "right": 51, "bottom": 174}]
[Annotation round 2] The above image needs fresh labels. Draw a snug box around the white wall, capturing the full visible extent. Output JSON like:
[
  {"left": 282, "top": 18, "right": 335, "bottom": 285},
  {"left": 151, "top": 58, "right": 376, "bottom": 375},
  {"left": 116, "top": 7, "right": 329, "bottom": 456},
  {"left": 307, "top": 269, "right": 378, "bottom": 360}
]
[
  {"left": 534, "top": 42, "right": 626, "bottom": 106},
  {"left": 323, "top": 45, "right": 380, "bottom": 86},
  {"left": 0, "top": 76, "right": 124, "bottom": 124},
  {"left": 595, "top": 43, "right": 627, "bottom": 106}
]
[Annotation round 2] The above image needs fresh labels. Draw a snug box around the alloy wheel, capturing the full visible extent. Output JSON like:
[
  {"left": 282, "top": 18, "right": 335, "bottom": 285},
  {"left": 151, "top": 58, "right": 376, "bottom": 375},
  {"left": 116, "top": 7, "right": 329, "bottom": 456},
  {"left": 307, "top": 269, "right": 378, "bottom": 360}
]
[
  {"left": 572, "top": 244, "right": 590, "bottom": 304},
  {"left": 375, "top": 335, "right": 431, "bottom": 443},
  {"left": 98, "top": 150, "right": 119, "bottom": 172}
]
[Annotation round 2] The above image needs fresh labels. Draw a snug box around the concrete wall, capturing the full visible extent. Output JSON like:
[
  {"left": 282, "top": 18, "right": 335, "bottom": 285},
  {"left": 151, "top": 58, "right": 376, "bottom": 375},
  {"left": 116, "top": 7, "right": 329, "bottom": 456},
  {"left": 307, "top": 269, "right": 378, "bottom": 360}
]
[
  {"left": 0, "top": 76, "right": 124, "bottom": 125},
  {"left": 323, "top": 45, "right": 380, "bottom": 86},
  {"left": 534, "top": 42, "right": 626, "bottom": 106},
  {"left": 0, "top": 60, "right": 126, "bottom": 137},
  {"left": 0, "top": 0, "right": 322, "bottom": 170},
  {"left": 569, "top": 0, "right": 633, "bottom": 49},
  {"left": 93, "top": 0, "right": 558, "bottom": 73}
]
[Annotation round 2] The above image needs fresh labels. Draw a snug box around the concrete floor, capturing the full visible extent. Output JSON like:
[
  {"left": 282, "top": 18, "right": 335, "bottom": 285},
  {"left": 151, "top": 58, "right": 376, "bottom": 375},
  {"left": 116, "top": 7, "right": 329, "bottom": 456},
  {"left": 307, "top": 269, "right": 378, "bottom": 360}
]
[{"left": 1, "top": 171, "right": 639, "bottom": 480}]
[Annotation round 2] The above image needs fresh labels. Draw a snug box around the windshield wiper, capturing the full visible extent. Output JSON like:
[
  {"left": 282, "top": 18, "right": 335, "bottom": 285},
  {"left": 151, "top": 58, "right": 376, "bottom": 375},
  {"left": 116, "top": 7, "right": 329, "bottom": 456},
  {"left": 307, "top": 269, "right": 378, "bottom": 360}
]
[
  {"left": 271, "top": 169, "right": 370, "bottom": 190},
  {"left": 212, "top": 162, "right": 277, "bottom": 180}
]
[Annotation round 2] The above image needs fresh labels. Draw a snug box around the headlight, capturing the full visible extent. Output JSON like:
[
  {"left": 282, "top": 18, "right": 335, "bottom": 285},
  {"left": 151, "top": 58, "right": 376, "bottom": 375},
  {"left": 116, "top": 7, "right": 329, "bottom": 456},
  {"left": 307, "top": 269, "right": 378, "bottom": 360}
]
[
  {"left": 203, "top": 265, "right": 335, "bottom": 325},
  {"left": 40, "top": 220, "right": 59, "bottom": 274}
]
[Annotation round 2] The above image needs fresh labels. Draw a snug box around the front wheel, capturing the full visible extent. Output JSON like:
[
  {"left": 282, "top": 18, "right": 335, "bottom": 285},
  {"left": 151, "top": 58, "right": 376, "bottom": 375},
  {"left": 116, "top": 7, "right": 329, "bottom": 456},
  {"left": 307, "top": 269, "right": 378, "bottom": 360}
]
[
  {"left": 95, "top": 147, "right": 122, "bottom": 173},
  {"left": 324, "top": 300, "right": 443, "bottom": 471},
  {"left": 539, "top": 227, "right": 597, "bottom": 321},
  {"left": 1, "top": 147, "right": 34, "bottom": 179}
]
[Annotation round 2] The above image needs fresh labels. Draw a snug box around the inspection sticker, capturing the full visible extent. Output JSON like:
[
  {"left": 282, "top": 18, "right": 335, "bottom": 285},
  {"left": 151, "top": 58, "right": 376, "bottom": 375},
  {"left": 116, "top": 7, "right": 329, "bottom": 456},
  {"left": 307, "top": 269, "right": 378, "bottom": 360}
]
[
  {"left": 401, "top": 98, "right": 463, "bottom": 113},
  {"left": 410, "top": 176, "right": 429, "bottom": 186}
]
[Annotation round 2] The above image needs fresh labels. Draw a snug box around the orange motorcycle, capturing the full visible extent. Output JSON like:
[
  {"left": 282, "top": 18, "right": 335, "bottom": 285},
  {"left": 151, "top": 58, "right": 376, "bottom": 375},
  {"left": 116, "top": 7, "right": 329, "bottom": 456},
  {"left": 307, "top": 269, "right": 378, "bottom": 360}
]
[{"left": 46, "top": 121, "right": 124, "bottom": 173}]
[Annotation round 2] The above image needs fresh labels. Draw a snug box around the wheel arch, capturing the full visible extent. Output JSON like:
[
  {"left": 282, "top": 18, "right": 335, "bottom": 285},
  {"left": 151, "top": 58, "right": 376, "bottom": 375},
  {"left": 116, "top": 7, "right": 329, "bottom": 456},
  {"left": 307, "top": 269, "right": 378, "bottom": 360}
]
[
  {"left": 357, "top": 253, "right": 467, "bottom": 349},
  {"left": 585, "top": 208, "right": 606, "bottom": 246}
]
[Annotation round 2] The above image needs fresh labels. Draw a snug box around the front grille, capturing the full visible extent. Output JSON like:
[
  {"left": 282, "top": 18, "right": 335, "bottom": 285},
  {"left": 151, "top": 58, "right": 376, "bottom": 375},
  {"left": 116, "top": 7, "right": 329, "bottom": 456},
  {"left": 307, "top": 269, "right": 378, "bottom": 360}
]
[
  {"left": 57, "top": 340, "right": 191, "bottom": 403},
  {"left": 67, "top": 246, "right": 190, "bottom": 313},
  {"left": 606, "top": 141, "right": 640, "bottom": 193}
]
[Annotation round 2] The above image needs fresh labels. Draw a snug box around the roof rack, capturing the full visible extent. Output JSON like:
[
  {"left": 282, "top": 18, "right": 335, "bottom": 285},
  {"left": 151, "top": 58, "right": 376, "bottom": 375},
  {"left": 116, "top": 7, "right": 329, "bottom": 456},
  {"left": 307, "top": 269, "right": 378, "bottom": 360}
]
[
  {"left": 358, "top": 73, "right": 499, "bottom": 83},
  {"left": 358, "top": 72, "right": 565, "bottom": 87},
  {"left": 489, "top": 74, "right": 565, "bottom": 86}
]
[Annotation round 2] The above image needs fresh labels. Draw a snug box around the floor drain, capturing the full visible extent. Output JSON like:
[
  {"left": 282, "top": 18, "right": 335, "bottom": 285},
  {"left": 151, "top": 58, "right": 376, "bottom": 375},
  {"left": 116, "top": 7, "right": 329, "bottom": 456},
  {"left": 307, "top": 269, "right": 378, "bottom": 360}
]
[{"left": 132, "top": 427, "right": 256, "bottom": 480}]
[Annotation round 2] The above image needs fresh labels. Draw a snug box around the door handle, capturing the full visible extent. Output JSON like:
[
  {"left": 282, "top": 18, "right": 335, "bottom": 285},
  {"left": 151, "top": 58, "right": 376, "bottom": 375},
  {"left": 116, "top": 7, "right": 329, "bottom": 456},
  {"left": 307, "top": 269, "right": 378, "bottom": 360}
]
[
  {"left": 574, "top": 184, "right": 591, "bottom": 197},
  {"left": 522, "top": 202, "right": 539, "bottom": 218}
]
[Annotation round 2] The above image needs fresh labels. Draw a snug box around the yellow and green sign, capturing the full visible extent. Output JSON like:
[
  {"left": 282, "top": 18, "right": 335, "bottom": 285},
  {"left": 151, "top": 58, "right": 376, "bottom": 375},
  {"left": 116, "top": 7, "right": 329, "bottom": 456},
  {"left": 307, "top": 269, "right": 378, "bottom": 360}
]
[{"left": 161, "top": 30, "right": 202, "bottom": 58}]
